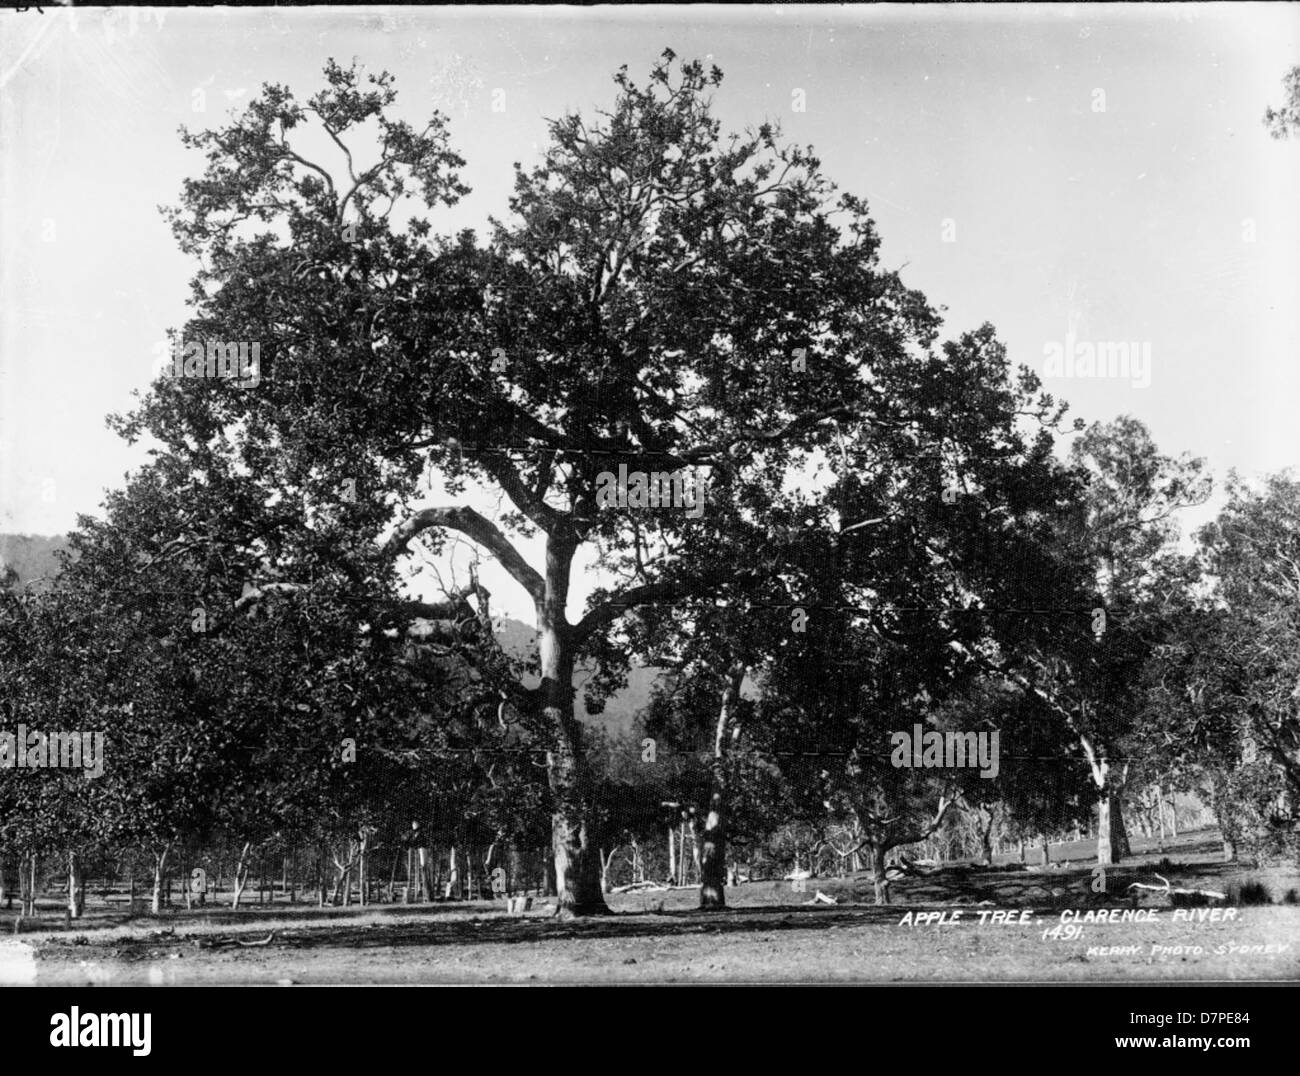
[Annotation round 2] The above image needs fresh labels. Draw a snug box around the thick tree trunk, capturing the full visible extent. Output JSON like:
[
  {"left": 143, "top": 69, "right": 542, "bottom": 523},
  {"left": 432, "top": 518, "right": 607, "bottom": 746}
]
[
  {"left": 979, "top": 821, "right": 994, "bottom": 867},
  {"left": 1097, "top": 788, "right": 1131, "bottom": 866},
  {"left": 699, "top": 789, "right": 727, "bottom": 909},
  {"left": 151, "top": 843, "right": 171, "bottom": 916},
  {"left": 533, "top": 536, "right": 609, "bottom": 916},
  {"left": 444, "top": 846, "right": 457, "bottom": 899},
  {"left": 1097, "top": 794, "right": 1113, "bottom": 866},
  {"left": 1091, "top": 754, "right": 1130, "bottom": 866},
  {"left": 538, "top": 574, "right": 608, "bottom": 915},
  {"left": 871, "top": 845, "right": 891, "bottom": 905},
  {"left": 1114, "top": 772, "right": 1131, "bottom": 861},
  {"left": 1040, "top": 834, "right": 1051, "bottom": 866},
  {"left": 700, "top": 663, "right": 744, "bottom": 910}
]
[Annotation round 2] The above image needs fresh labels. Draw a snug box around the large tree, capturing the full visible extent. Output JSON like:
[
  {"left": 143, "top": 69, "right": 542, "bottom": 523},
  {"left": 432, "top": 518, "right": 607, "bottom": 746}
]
[{"left": 122, "top": 51, "right": 958, "bottom": 913}]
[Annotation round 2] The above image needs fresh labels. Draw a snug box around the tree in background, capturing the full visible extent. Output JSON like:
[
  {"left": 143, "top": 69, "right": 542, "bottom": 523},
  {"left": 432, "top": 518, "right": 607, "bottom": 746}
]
[{"left": 1264, "top": 66, "right": 1300, "bottom": 138}]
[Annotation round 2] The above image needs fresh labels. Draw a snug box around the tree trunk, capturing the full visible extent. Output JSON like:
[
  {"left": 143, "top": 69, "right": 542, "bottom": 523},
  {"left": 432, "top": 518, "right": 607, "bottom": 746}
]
[
  {"left": 700, "top": 662, "right": 744, "bottom": 910},
  {"left": 66, "top": 851, "right": 82, "bottom": 919},
  {"left": 231, "top": 841, "right": 252, "bottom": 910},
  {"left": 1097, "top": 794, "right": 1113, "bottom": 866},
  {"left": 1155, "top": 784, "right": 1167, "bottom": 849},
  {"left": 151, "top": 843, "right": 171, "bottom": 916},
  {"left": 1018, "top": 838, "right": 1027, "bottom": 865},
  {"left": 1102, "top": 790, "right": 1131, "bottom": 864},
  {"left": 544, "top": 849, "right": 557, "bottom": 897},
  {"left": 538, "top": 542, "right": 609, "bottom": 916},
  {"left": 1092, "top": 756, "right": 1130, "bottom": 866},
  {"left": 444, "top": 846, "right": 457, "bottom": 900},
  {"left": 1040, "top": 834, "right": 1051, "bottom": 866},
  {"left": 871, "top": 845, "right": 890, "bottom": 905},
  {"left": 359, "top": 836, "right": 369, "bottom": 907}
]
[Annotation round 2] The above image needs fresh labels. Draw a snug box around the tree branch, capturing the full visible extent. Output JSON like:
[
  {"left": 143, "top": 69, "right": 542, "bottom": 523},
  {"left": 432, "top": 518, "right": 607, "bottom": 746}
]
[{"left": 384, "top": 507, "right": 545, "bottom": 607}]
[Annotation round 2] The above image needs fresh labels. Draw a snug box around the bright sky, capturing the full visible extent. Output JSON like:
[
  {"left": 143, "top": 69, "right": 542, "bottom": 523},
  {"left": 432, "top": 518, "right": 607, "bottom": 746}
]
[{"left": 2, "top": 3, "right": 1298, "bottom": 623}]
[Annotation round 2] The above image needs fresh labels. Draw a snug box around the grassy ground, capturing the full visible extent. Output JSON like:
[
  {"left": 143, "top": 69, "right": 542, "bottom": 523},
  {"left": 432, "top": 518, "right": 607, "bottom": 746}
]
[{"left": 3, "top": 828, "right": 1298, "bottom": 984}]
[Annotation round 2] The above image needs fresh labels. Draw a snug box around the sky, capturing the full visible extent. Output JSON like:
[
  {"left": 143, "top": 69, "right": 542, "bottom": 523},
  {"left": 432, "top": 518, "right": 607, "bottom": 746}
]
[{"left": 2, "top": 3, "right": 1298, "bottom": 623}]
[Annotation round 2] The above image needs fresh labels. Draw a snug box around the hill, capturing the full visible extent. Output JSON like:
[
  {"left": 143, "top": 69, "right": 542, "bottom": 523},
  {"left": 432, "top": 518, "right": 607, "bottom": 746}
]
[{"left": 493, "top": 615, "right": 659, "bottom": 736}]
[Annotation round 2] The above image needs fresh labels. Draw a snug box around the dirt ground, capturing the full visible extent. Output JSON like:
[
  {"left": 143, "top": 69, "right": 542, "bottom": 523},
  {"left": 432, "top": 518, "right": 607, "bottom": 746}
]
[{"left": 4, "top": 829, "right": 1298, "bottom": 984}]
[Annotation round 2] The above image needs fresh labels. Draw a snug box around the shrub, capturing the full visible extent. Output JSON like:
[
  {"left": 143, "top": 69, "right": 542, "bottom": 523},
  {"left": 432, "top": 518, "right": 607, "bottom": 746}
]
[{"left": 1227, "top": 880, "right": 1272, "bottom": 906}]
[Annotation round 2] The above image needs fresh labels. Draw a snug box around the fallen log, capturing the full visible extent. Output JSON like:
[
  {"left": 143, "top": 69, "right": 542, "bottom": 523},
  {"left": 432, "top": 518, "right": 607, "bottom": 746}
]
[{"left": 1126, "top": 874, "right": 1226, "bottom": 901}]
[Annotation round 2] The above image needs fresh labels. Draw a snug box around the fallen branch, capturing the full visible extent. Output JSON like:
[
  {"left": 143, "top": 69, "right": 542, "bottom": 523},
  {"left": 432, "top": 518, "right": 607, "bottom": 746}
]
[
  {"left": 1126, "top": 874, "right": 1226, "bottom": 901},
  {"left": 610, "top": 880, "right": 670, "bottom": 894}
]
